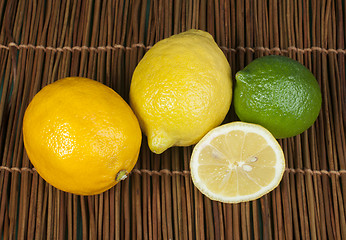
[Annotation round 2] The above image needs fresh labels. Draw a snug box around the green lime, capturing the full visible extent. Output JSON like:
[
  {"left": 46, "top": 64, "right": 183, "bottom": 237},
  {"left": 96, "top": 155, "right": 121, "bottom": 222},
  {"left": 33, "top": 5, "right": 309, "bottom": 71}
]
[{"left": 234, "top": 55, "right": 322, "bottom": 139}]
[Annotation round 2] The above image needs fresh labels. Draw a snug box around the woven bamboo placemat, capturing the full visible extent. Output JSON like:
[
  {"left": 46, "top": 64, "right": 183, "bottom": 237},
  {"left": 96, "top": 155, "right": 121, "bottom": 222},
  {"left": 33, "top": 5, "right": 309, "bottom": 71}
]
[{"left": 0, "top": 0, "right": 345, "bottom": 239}]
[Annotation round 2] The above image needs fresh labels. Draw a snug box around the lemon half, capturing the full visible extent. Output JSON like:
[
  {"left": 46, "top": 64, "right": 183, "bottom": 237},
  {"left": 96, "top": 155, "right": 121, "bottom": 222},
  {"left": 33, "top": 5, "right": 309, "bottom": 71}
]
[{"left": 190, "top": 122, "right": 285, "bottom": 203}]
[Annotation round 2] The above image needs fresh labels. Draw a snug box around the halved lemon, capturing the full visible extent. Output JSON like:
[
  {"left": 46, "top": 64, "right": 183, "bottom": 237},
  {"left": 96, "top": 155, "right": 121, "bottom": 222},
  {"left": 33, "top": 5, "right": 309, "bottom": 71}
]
[{"left": 190, "top": 122, "right": 285, "bottom": 203}]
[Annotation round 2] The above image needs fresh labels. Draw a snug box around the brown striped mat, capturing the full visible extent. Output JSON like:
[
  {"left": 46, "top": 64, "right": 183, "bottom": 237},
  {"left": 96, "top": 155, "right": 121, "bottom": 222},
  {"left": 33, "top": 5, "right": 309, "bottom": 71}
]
[{"left": 0, "top": 0, "right": 345, "bottom": 239}]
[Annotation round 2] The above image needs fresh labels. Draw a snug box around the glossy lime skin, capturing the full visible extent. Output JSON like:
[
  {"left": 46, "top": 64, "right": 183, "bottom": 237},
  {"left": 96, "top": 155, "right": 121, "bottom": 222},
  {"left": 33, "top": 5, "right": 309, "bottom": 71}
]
[{"left": 234, "top": 55, "right": 322, "bottom": 139}]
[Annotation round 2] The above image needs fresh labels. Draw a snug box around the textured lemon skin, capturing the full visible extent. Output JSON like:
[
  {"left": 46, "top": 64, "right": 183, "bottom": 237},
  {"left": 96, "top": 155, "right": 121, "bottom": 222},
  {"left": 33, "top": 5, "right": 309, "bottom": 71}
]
[
  {"left": 130, "top": 30, "right": 232, "bottom": 154},
  {"left": 23, "top": 77, "right": 142, "bottom": 195}
]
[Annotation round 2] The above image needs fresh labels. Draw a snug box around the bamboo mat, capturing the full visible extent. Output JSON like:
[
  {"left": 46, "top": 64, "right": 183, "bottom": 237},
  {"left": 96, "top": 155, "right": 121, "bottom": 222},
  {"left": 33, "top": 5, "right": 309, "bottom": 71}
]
[{"left": 0, "top": 0, "right": 345, "bottom": 239}]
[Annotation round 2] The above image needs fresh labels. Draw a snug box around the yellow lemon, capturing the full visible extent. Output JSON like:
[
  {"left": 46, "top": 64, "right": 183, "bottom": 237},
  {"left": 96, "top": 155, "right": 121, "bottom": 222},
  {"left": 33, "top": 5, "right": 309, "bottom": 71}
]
[
  {"left": 23, "top": 77, "right": 142, "bottom": 195},
  {"left": 130, "top": 29, "right": 232, "bottom": 154},
  {"left": 190, "top": 122, "right": 285, "bottom": 203}
]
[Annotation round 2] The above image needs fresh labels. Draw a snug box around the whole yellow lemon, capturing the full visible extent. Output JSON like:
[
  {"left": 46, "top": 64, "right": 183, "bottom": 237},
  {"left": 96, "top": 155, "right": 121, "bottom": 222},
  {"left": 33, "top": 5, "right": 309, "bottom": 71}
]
[
  {"left": 23, "top": 77, "right": 142, "bottom": 195},
  {"left": 130, "top": 29, "right": 232, "bottom": 154}
]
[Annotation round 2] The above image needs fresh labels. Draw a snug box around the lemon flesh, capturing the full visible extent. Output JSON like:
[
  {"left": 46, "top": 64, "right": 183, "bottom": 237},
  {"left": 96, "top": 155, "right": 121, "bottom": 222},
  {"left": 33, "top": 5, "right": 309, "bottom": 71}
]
[
  {"left": 234, "top": 55, "right": 322, "bottom": 139},
  {"left": 190, "top": 122, "right": 285, "bottom": 203},
  {"left": 23, "top": 77, "right": 142, "bottom": 195},
  {"left": 130, "top": 29, "right": 232, "bottom": 154}
]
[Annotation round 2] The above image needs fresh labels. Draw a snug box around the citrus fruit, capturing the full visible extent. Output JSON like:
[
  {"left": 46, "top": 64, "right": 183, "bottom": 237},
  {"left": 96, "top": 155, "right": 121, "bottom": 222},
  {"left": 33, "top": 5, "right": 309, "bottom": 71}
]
[
  {"left": 23, "top": 77, "right": 142, "bottom": 195},
  {"left": 130, "top": 29, "right": 232, "bottom": 154},
  {"left": 190, "top": 122, "right": 285, "bottom": 203},
  {"left": 234, "top": 55, "right": 322, "bottom": 139}
]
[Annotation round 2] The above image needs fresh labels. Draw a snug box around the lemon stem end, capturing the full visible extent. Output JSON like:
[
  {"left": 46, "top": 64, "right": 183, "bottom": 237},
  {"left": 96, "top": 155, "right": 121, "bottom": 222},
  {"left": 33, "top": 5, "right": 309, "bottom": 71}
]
[{"left": 116, "top": 170, "right": 128, "bottom": 182}]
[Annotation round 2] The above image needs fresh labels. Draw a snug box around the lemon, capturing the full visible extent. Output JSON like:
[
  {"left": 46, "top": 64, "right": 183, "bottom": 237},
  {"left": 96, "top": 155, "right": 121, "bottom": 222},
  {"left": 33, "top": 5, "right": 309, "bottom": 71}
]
[
  {"left": 130, "top": 29, "right": 232, "bottom": 154},
  {"left": 190, "top": 122, "right": 285, "bottom": 203},
  {"left": 234, "top": 55, "right": 322, "bottom": 139},
  {"left": 23, "top": 77, "right": 142, "bottom": 195}
]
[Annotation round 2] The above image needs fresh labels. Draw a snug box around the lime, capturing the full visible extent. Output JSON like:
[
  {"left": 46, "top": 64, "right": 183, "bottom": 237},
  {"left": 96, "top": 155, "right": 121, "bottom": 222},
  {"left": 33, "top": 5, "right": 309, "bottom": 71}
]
[{"left": 234, "top": 55, "right": 322, "bottom": 139}]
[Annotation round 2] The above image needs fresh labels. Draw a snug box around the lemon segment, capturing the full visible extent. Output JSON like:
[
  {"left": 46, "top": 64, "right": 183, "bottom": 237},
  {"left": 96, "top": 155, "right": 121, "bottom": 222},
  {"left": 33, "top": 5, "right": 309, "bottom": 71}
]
[{"left": 190, "top": 122, "right": 285, "bottom": 203}]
